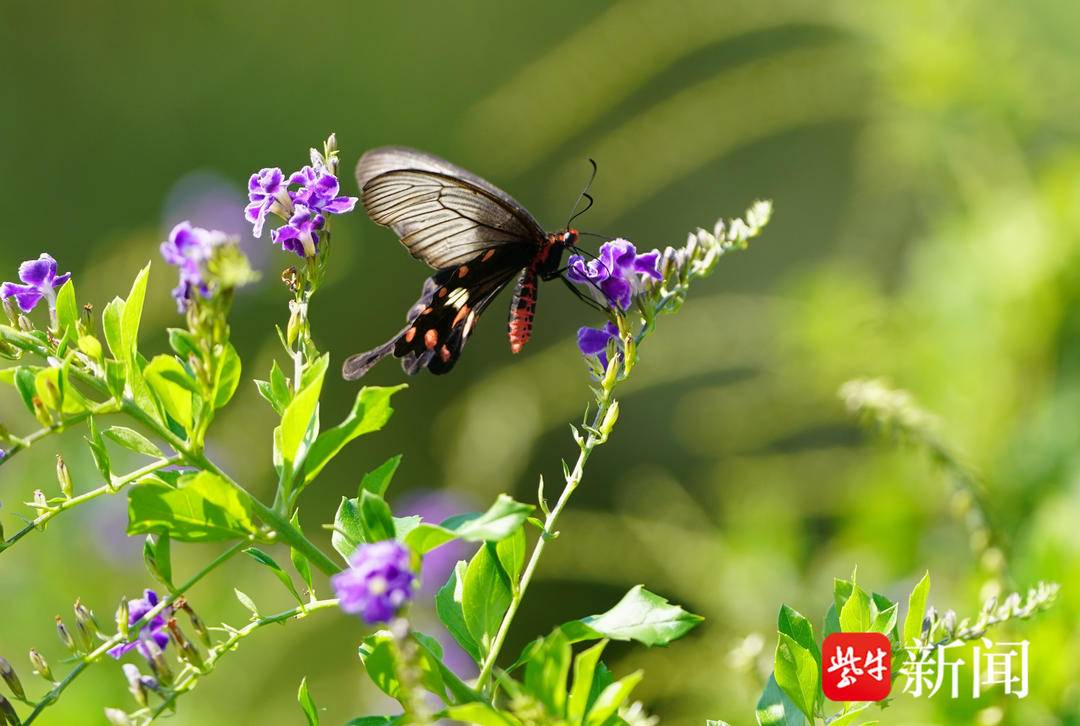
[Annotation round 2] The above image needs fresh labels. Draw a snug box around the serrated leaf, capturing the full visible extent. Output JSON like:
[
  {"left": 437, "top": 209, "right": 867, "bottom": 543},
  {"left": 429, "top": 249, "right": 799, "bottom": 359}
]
[
  {"left": 903, "top": 571, "right": 930, "bottom": 646},
  {"left": 435, "top": 561, "right": 481, "bottom": 663},
  {"left": 127, "top": 471, "right": 256, "bottom": 542},
  {"left": 104, "top": 426, "right": 162, "bottom": 458},
  {"left": 302, "top": 385, "right": 406, "bottom": 486},
  {"left": 297, "top": 677, "right": 318, "bottom": 726},
  {"left": 774, "top": 633, "right": 818, "bottom": 722},
  {"left": 245, "top": 547, "right": 303, "bottom": 604},
  {"left": 360, "top": 455, "right": 402, "bottom": 497},
  {"left": 462, "top": 543, "right": 512, "bottom": 656}
]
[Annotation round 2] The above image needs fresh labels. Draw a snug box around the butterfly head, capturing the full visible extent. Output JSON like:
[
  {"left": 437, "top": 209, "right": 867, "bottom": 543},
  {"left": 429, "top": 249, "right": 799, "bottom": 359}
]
[{"left": 562, "top": 229, "right": 579, "bottom": 246}]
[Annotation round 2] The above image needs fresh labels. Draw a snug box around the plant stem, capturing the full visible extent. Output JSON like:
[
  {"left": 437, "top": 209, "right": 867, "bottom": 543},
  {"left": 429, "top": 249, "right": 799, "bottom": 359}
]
[
  {"left": 0, "top": 456, "right": 180, "bottom": 553},
  {"left": 0, "top": 402, "right": 118, "bottom": 468},
  {"left": 22, "top": 541, "right": 247, "bottom": 725},
  {"left": 148, "top": 598, "right": 340, "bottom": 720},
  {"left": 475, "top": 382, "right": 617, "bottom": 691}
]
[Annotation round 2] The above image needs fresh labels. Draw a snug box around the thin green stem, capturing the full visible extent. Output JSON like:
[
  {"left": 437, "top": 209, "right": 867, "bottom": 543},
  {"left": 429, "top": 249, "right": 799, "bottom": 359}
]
[
  {"left": 22, "top": 541, "right": 247, "bottom": 725},
  {"left": 475, "top": 383, "right": 617, "bottom": 691},
  {"left": 1, "top": 455, "right": 180, "bottom": 553},
  {"left": 147, "top": 598, "right": 340, "bottom": 721},
  {"left": 0, "top": 402, "right": 118, "bottom": 468}
]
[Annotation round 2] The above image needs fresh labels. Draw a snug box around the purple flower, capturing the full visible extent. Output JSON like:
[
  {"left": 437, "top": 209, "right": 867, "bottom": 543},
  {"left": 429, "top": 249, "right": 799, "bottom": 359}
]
[
  {"left": 577, "top": 321, "right": 621, "bottom": 368},
  {"left": 332, "top": 541, "right": 417, "bottom": 624},
  {"left": 271, "top": 204, "right": 324, "bottom": 258},
  {"left": 160, "top": 222, "right": 228, "bottom": 311},
  {"left": 1, "top": 254, "right": 71, "bottom": 314},
  {"left": 108, "top": 589, "right": 171, "bottom": 659},
  {"left": 288, "top": 166, "right": 357, "bottom": 215},
  {"left": 566, "top": 239, "right": 661, "bottom": 310},
  {"left": 244, "top": 167, "right": 289, "bottom": 239}
]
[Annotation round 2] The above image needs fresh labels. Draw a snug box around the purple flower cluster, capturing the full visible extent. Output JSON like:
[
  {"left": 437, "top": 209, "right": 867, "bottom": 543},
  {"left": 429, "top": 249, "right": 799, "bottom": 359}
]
[
  {"left": 245, "top": 162, "right": 356, "bottom": 258},
  {"left": 108, "top": 589, "right": 171, "bottom": 659},
  {"left": 1, "top": 254, "right": 71, "bottom": 314},
  {"left": 160, "top": 222, "right": 229, "bottom": 311},
  {"left": 566, "top": 238, "right": 660, "bottom": 312},
  {"left": 332, "top": 541, "right": 417, "bottom": 624}
]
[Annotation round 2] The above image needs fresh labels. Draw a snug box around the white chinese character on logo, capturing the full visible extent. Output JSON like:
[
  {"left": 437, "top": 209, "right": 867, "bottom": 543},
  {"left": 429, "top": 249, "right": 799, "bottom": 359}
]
[
  {"left": 973, "top": 639, "right": 1029, "bottom": 698},
  {"left": 900, "top": 640, "right": 966, "bottom": 698},
  {"left": 864, "top": 647, "right": 889, "bottom": 681},
  {"left": 826, "top": 645, "right": 865, "bottom": 688}
]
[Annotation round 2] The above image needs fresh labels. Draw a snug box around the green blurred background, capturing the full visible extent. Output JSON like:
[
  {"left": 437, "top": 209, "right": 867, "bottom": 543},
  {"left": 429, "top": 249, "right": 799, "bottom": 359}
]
[{"left": 3, "top": 1, "right": 1080, "bottom": 723}]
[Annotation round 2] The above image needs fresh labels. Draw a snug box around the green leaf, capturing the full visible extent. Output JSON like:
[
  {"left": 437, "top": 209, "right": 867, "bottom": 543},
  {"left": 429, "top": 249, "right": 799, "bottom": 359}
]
[
  {"left": 827, "top": 704, "right": 873, "bottom": 726},
  {"left": 435, "top": 560, "right": 481, "bottom": 663},
  {"left": 245, "top": 547, "right": 303, "bottom": 604},
  {"left": 270, "top": 360, "right": 291, "bottom": 407},
  {"left": 290, "top": 511, "right": 314, "bottom": 597},
  {"left": 412, "top": 631, "right": 481, "bottom": 704},
  {"left": 86, "top": 416, "right": 112, "bottom": 482},
  {"left": 462, "top": 543, "right": 512, "bottom": 656},
  {"left": 774, "top": 633, "right": 818, "bottom": 722},
  {"left": 278, "top": 354, "right": 328, "bottom": 472},
  {"left": 755, "top": 674, "right": 804, "bottom": 726},
  {"left": 36, "top": 367, "right": 86, "bottom": 415},
  {"left": 833, "top": 577, "right": 854, "bottom": 615},
  {"left": 403, "top": 494, "right": 534, "bottom": 553},
  {"left": 360, "top": 455, "right": 403, "bottom": 497},
  {"left": 13, "top": 367, "right": 36, "bottom": 413},
  {"left": 572, "top": 585, "right": 703, "bottom": 646},
  {"left": 839, "top": 583, "right": 872, "bottom": 633},
  {"left": 584, "top": 669, "right": 643, "bottom": 726},
  {"left": 213, "top": 343, "right": 241, "bottom": 409},
  {"left": 332, "top": 496, "right": 364, "bottom": 560},
  {"left": 127, "top": 471, "right": 256, "bottom": 542},
  {"left": 167, "top": 328, "right": 199, "bottom": 359},
  {"left": 903, "top": 571, "right": 930, "bottom": 646},
  {"left": 143, "top": 533, "right": 173, "bottom": 590},
  {"left": 567, "top": 640, "right": 607, "bottom": 723},
  {"left": 235, "top": 589, "right": 259, "bottom": 617},
  {"left": 297, "top": 677, "right": 318, "bottom": 726},
  {"left": 585, "top": 662, "right": 614, "bottom": 716},
  {"left": 120, "top": 263, "right": 150, "bottom": 362},
  {"left": 358, "top": 632, "right": 448, "bottom": 703},
  {"left": 55, "top": 279, "right": 78, "bottom": 338},
  {"left": 302, "top": 385, "right": 406, "bottom": 485},
  {"left": 360, "top": 490, "right": 396, "bottom": 542},
  {"left": 443, "top": 704, "right": 519, "bottom": 726},
  {"left": 525, "top": 628, "right": 571, "bottom": 717},
  {"left": 496, "top": 525, "right": 526, "bottom": 588},
  {"left": 102, "top": 297, "right": 125, "bottom": 360},
  {"left": 127, "top": 356, "right": 165, "bottom": 426},
  {"left": 778, "top": 604, "right": 821, "bottom": 668},
  {"left": 144, "top": 355, "right": 194, "bottom": 431},
  {"left": 104, "top": 426, "right": 162, "bottom": 458},
  {"left": 871, "top": 602, "right": 898, "bottom": 636}
]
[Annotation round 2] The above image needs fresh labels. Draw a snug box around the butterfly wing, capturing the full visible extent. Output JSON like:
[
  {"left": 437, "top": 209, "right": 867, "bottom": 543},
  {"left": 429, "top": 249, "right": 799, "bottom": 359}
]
[
  {"left": 357, "top": 146, "right": 546, "bottom": 269},
  {"left": 342, "top": 245, "right": 529, "bottom": 379}
]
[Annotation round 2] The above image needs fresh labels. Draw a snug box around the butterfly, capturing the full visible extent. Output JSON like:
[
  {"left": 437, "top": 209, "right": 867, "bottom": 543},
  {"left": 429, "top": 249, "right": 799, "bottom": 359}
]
[{"left": 342, "top": 147, "right": 595, "bottom": 379}]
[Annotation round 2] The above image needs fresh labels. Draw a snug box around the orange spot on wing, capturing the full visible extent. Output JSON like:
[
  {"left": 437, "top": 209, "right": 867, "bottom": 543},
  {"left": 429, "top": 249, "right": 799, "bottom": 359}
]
[
  {"left": 404, "top": 327, "right": 416, "bottom": 343},
  {"left": 421, "top": 306, "right": 432, "bottom": 315},
  {"left": 452, "top": 305, "right": 470, "bottom": 327},
  {"left": 457, "top": 266, "right": 469, "bottom": 278},
  {"left": 481, "top": 249, "right": 495, "bottom": 262},
  {"left": 424, "top": 329, "right": 438, "bottom": 349},
  {"left": 439, "top": 345, "right": 452, "bottom": 363},
  {"left": 437, "top": 288, "right": 447, "bottom": 298}
]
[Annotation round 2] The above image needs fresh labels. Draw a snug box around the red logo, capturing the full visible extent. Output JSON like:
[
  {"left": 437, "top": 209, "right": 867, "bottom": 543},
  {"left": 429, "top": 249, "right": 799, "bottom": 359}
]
[{"left": 822, "top": 632, "right": 892, "bottom": 702}]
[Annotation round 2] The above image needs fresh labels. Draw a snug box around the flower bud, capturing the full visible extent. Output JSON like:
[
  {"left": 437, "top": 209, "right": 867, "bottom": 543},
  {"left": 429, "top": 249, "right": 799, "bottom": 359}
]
[
  {"left": 31, "top": 490, "right": 49, "bottom": 517},
  {"left": 599, "top": 400, "right": 620, "bottom": 438},
  {"left": 1, "top": 298, "right": 15, "bottom": 325},
  {"left": 166, "top": 618, "right": 203, "bottom": 669},
  {"left": 121, "top": 664, "right": 148, "bottom": 708},
  {"left": 286, "top": 307, "right": 302, "bottom": 347},
  {"left": 18, "top": 314, "right": 33, "bottom": 332},
  {"left": 941, "top": 609, "right": 957, "bottom": 637},
  {"left": 105, "top": 707, "right": 133, "bottom": 726},
  {"left": 0, "top": 656, "right": 24, "bottom": 700},
  {"left": 139, "top": 639, "right": 172, "bottom": 686},
  {"left": 0, "top": 694, "right": 19, "bottom": 725},
  {"left": 175, "top": 599, "right": 211, "bottom": 648},
  {"left": 115, "top": 598, "right": 130, "bottom": 639},
  {"left": 55, "top": 616, "right": 76, "bottom": 653},
  {"left": 74, "top": 599, "right": 100, "bottom": 651},
  {"left": 55, "top": 454, "right": 73, "bottom": 499},
  {"left": 28, "top": 649, "right": 53, "bottom": 682}
]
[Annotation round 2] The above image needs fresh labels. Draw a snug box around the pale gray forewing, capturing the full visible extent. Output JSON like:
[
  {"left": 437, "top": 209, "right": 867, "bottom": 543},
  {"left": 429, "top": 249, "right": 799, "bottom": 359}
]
[{"left": 356, "top": 146, "right": 546, "bottom": 270}]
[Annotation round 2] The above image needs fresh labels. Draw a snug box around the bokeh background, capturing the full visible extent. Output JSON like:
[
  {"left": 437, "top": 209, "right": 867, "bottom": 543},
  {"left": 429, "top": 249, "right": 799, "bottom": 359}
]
[{"left": 3, "top": 1, "right": 1080, "bottom": 724}]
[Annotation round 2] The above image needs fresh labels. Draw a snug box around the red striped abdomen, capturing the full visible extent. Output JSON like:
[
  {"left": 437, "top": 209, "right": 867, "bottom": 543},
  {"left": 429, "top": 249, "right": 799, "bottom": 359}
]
[{"left": 508, "top": 269, "right": 538, "bottom": 354}]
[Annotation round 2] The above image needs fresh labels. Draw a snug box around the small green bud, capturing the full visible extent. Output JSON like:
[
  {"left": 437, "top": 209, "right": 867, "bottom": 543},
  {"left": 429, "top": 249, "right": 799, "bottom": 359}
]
[
  {"left": 121, "top": 664, "right": 148, "bottom": 708},
  {"left": 28, "top": 649, "right": 53, "bottom": 682},
  {"left": 1, "top": 298, "right": 15, "bottom": 325},
  {"left": 175, "top": 599, "right": 211, "bottom": 648},
  {"left": 599, "top": 400, "right": 620, "bottom": 438},
  {"left": 115, "top": 597, "right": 130, "bottom": 639},
  {"left": 0, "top": 656, "right": 24, "bottom": 700},
  {"left": 55, "top": 616, "right": 76, "bottom": 653},
  {"left": 30, "top": 490, "right": 49, "bottom": 517},
  {"left": 140, "top": 640, "right": 172, "bottom": 686},
  {"left": 166, "top": 618, "right": 203, "bottom": 669},
  {"left": 55, "top": 455, "right": 73, "bottom": 498},
  {"left": 73, "top": 599, "right": 99, "bottom": 650},
  {"left": 104, "top": 707, "right": 133, "bottom": 726},
  {"left": 0, "top": 694, "right": 18, "bottom": 725}
]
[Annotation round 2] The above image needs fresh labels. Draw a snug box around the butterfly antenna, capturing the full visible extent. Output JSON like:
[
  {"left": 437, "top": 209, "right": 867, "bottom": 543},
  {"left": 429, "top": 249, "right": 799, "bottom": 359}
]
[{"left": 565, "top": 158, "right": 599, "bottom": 229}]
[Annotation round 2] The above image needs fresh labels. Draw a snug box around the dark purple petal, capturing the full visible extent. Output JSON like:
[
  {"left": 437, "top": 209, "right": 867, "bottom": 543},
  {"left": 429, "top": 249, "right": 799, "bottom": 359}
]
[
  {"left": 18, "top": 254, "right": 57, "bottom": 287},
  {"left": 633, "top": 250, "right": 661, "bottom": 279},
  {"left": 599, "top": 276, "right": 633, "bottom": 310},
  {"left": 1, "top": 282, "right": 43, "bottom": 312},
  {"left": 52, "top": 272, "right": 71, "bottom": 288},
  {"left": 577, "top": 325, "right": 616, "bottom": 355},
  {"left": 322, "top": 195, "right": 357, "bottom": 214},
  {"left": 332, "top": 541, "right": 416, "bottom": 624}
]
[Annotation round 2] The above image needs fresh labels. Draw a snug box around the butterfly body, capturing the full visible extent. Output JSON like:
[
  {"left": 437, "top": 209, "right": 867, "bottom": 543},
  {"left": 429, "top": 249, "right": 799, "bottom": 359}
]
[{"left": 343, "top": 147, "right": 578, "bottom": 379}]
